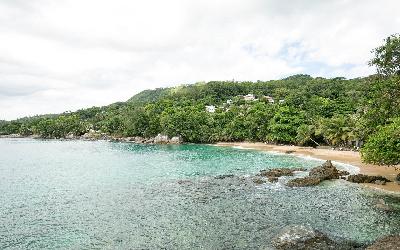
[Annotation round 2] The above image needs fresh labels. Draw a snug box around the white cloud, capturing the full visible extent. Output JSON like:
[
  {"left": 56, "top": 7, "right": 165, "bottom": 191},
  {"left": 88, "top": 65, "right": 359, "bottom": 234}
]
[{"left": 0, "top": 0, "right": 399, "bottom": 120}]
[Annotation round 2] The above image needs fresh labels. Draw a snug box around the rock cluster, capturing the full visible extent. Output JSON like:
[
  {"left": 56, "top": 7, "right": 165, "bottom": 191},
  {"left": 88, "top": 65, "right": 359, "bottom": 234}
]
[
  {"left": 347, "top": 174, "right": 390, "bottom": 184},
  {"left": 308, "top": 160, "right": 349, "bottom": 180},
  {"left": 287, "top": 160, "right": 350, "bottom": 187}
]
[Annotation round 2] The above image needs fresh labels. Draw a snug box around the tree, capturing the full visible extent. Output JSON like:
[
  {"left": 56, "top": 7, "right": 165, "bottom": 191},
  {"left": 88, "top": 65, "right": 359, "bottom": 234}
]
[
  {"left": 369, "top": 34, "right": 400, "bottom": 76},
  {"left": 361, "top": 118, "right": 400, "bottom": 166}
]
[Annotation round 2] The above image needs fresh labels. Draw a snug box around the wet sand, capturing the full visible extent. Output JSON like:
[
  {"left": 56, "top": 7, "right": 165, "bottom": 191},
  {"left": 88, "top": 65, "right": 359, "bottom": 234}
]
[{"left": 216, "top": 142, "right": 400, "bottom": 193}]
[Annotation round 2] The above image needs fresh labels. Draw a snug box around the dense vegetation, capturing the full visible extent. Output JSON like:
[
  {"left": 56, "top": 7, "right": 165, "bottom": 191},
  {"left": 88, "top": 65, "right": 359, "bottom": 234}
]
[{"left": 1, "top": 35, "right": 399, "bottom": 166}]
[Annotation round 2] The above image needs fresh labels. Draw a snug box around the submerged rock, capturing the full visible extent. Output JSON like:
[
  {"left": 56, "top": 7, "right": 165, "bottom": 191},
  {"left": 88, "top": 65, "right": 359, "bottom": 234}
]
[
  {"left": 271, "top": 225, "right": 334, "bottom": 249},
  {"left": 366, "top": 235, "right": 400, "bottom": 249},
  {"left": 287, "top": 177, "right": 321, "bottom": 187},
  {"left": 215, "top": 174, "right": 234, "bottom": 179},
  {"left": 272, "top": 225, "right": 365, "bottom": 250},
  {"left": 347, "top": 174, "right": 390, "bottom": 184},
  {"left": 374, "top": 199, "right": 392, "bottom": 212}
]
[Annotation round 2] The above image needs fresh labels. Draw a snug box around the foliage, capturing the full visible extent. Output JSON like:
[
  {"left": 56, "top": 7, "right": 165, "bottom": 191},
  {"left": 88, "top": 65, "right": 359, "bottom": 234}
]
[
  {"left": 361, "top": 118, "right": 400, "bottom": 166},
  {"left": 369, "top": 34, "right": 400, "bottom": 76}
]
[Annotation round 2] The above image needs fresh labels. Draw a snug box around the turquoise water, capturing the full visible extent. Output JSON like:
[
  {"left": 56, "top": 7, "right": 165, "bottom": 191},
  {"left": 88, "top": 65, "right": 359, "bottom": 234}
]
[{"left": 0, "top": 139, "right": 399, "bottom": 249}]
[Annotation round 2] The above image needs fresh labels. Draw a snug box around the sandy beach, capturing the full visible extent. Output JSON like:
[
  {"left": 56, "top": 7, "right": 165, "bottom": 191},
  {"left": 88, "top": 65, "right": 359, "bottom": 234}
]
[{"left": 216, "top": 142, "right": 400, "bottom": 193}]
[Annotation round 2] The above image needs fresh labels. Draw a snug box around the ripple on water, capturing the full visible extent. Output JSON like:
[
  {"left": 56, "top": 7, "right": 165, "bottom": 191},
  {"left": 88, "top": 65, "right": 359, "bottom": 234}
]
[{"left": 0, "top": 139, "right": 399, "bottom": 249}]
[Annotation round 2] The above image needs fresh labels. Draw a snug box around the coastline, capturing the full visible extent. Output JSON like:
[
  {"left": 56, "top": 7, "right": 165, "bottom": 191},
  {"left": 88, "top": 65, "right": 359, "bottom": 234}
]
[{"left": 216, "top": 142, "right": 400, "bottom": 193}]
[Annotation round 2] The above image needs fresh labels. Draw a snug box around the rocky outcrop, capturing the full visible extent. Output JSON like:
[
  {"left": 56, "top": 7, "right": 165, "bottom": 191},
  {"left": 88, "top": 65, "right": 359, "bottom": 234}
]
[
  {"left": 259, "top": 167, "right": 306, "bottom": 177},
  {"left": 308, "top": 160, "right": 345, "bottom": 180},
  {"left": 272, "top": 225, "right": 364, "bottom": 250},
  {"left": 287, "top": 177, "right": 321, "bottom": 187},
  {"left": 366, "top": 235, "right": 400, "bottom": 249},
  {"left": 154, "top": 134, "right": 169, "bottom": 144},
  {"left": 285, "top": 160, "right": 349, "bottom": 187},
  {"left": 347, "top": 174, "right": 390, "bottom": 184}
]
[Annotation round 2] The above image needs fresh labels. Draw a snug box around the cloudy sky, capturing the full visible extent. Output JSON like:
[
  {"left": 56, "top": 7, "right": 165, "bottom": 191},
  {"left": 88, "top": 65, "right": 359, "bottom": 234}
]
[{"left": 0, "top": 0, "right": 399, "bottom": 120}]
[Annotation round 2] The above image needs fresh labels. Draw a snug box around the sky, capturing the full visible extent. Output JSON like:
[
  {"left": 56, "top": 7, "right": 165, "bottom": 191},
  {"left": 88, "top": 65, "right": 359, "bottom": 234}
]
[{"left": 0, "top": 0, "right": 399, "bottom": 120}]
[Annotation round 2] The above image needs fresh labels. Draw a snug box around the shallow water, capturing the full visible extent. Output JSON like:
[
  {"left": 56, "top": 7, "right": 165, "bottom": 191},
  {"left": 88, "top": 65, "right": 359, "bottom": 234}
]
[{"left": 0, "top": 139, "right": 399, "bottom": 249}]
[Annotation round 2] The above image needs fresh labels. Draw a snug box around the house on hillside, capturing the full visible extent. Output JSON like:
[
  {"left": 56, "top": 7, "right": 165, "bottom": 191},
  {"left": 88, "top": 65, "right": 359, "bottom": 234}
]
[
  {"left": 264, "top": 95, "right": 275, "bottom": 103},
  {"left": 244, "top": 94, "right": 256, "bottom": 101},
  {"left": 205, "top": 105, "right": 216, "bottom": 113},
  {"left": 279, "top": 99, "right": 285, "bottom": 104}
]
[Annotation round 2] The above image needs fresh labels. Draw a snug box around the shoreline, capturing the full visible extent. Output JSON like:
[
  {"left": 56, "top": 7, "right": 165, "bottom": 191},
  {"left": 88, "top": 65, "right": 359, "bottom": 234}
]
[
  {"left": 2, "top": 137, "right": 399, "bottom": 193},
  {"left": 216, "top": 142, "right": 400, "bottom": 194}
]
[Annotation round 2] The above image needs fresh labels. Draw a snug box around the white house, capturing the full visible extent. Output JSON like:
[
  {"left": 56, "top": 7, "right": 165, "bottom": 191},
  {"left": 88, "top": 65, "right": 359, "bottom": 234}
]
[
  {"left": 205, "top": 105, "right": 216, "bottom": 113},
  {"left": 279, "top": 99, "right": 285, "bottom": 104},
  {"left": 244, "top": 94, "right": 255, "bottom": 101},
  {"left": 264, "top": 95, "right": 275, "bottom": 103}
]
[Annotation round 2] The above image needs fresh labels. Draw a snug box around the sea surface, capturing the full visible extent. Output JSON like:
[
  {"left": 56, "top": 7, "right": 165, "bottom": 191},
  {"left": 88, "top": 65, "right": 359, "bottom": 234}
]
[{"left": 0, "top": 139, "right": 399, "bottom": 249}]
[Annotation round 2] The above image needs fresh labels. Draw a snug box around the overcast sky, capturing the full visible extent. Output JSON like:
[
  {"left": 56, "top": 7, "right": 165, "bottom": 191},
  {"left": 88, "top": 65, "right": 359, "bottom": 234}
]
[{"left": 0, "top": 0, "right": 399, "bottom": 120}]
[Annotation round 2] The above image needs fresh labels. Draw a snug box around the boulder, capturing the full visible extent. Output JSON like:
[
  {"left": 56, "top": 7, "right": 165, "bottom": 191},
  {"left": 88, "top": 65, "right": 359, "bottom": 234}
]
[
  {"left": 169, "top": 136, "right": 183, "bottom": 144},
  {"left": 271, "top": 225, "right": 334, "bottom": 249},
  {"left": 308, "top": 160, "right": 343, "bottom": 180},
  {"left": 366, "top": 235, "right": 400, "bottom": 249},
  {"left": 395, "top": 173, "right": 400, "bottom": 185},
  {"left": 347, "top": 174, "right": 390, "bottom": 184},
  {"left": 154, "top": 134, "right": 169, "bottom": 144},
  {"left": 287, "top": 177, "right": 321, "bottom": 187},
  {"left": 134, "top": 136, "right": 145, "bottom": 143}
]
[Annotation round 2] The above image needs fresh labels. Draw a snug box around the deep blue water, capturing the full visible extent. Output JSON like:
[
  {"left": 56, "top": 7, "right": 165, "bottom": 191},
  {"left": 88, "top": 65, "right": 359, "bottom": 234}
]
[{"left": 0, "top": 139, "right": 399, "bottom": 249}]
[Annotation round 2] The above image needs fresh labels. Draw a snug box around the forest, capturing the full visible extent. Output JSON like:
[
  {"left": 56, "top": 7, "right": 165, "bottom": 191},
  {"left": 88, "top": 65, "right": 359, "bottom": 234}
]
[{"left": 1, "top": 34, "right": 399, "bottom": 166}]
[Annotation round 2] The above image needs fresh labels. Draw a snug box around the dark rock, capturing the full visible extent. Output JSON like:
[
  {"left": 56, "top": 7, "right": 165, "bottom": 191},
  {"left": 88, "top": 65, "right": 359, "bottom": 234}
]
[
  {"left": 253, "top": 177, "right": 266, "bottom": 185},
  {"left": 366, "top": 235, "right": 400, "bottom": 249},
  {"left": 287, "top": 177, "right": 321, "bottom": 187},
  {"left": 308, "top": 160, "right": 343, "bottom": 180},
  {"left": 268, "top": 177, "right": 279, "bottom": 183},
  {"left": 338, "top": 170, "right": 350, "bottom": 176},
  {"left": 215, "top": 174, "right": 234, "bottom": 179},
  {"left": 347, "top": 174, "right": 390, "bottom": 184},
  {"left": 395, "top": 173, "right": 400, "bottom": 185}
]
